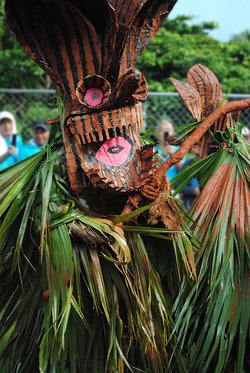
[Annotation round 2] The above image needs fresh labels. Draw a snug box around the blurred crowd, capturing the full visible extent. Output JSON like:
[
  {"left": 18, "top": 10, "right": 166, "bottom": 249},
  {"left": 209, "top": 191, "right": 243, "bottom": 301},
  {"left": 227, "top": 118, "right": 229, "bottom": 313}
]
[
  {"left": 155, "top": 119, "right": 250, "bottom": 209},
  {"left": 0, "top": 111, "right": 50, "bottom": 171},
  {"left": 1, "top": 110, "right": 249, "bottom": 210}
]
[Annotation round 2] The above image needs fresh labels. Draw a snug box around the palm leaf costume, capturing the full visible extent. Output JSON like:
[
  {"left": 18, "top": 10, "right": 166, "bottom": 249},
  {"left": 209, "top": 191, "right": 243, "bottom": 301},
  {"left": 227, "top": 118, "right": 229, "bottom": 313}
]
[
  {"left": 1, "top": 1, "right": 250, "bottom": 372},
  {"left": 171, "top": 66, "right": 250, "bottom": 373},
  {"left": 1, "top": 1, "right": 188, "bottom": 372}
]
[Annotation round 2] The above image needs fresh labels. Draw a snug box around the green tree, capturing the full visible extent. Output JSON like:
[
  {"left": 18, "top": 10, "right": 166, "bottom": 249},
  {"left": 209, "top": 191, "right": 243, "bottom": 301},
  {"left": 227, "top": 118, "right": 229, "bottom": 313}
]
[
  {"left": 231, "top": 29, "right": 250, "bottom": 42},
  {"left": 137, "top": 16, "right": 250, "bottom": 93},
  {"left": 0, "top": 0, "right": 52, "bottom": 89},
  {"left": 0, "top": 12, "right": 249, "bottom": 93}
]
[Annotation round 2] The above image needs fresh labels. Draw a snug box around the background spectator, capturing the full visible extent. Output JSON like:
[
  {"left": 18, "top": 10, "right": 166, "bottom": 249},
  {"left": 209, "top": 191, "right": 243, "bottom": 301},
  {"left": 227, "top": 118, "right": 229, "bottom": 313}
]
[
  {"left": 155, "top": 120, "right": 183, "bottom": 180},
  {"left": 242, "top": 126, "right": 250, "bottom": 144},
  {"left": 0, "top": 111, "right": 23, "bottom": 171},
  {"left": 178, "top": 158, "right": 200, "bottom": 210},
  {"left": 19, "top": 120, "right": 50, "bottom": 160}
]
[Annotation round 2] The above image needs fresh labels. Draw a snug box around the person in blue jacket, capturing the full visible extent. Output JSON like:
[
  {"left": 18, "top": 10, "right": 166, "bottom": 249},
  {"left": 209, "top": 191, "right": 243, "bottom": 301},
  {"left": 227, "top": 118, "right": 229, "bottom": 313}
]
[
  {"left": 155, "top": 120, "right": 184, "bottom": 181},
  {"left": 178, "top": 158, "right": 200, "bottom": 210},
  {"left": 20, "top": 120, "right": 50, "bottom": 160},
  {"left": 0, "top": 111, "right": 23, "bottom": 171}
]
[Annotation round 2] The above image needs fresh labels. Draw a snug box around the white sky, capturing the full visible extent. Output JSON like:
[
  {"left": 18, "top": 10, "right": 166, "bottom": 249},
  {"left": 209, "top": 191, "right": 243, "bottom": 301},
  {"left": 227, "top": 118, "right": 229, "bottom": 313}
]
[{"left": 170, "top": 0, "right": 250, "bottom": 41}]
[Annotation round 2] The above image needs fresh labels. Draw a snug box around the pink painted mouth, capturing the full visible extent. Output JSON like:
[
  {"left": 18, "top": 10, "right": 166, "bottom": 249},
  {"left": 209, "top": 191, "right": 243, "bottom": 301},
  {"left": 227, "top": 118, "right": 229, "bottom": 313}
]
[{"left": 95, "top": 137, "right": 132, "bottom": 166}]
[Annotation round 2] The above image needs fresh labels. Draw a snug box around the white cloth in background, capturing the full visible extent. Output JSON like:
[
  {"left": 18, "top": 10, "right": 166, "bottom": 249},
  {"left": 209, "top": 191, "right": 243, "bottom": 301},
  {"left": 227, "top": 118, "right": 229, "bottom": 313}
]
[{"left": 0, "top": 111, "right": 17, "bottom": 156}]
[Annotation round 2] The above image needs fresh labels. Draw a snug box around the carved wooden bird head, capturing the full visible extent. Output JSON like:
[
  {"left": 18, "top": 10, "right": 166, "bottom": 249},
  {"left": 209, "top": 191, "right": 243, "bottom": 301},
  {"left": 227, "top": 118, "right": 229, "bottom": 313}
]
[
  {"left": 6, "top": 0, "right": 177, "bottom": 195},
  {"left": 170, "top": 64, "right": 234, "bottom": 158}
]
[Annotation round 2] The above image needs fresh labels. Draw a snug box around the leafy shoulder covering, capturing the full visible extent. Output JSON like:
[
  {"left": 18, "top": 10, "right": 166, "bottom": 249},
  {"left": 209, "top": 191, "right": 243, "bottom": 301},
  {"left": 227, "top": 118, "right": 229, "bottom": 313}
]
[{"left": 0, "top": 124, "right": 196, "bottom": 372}]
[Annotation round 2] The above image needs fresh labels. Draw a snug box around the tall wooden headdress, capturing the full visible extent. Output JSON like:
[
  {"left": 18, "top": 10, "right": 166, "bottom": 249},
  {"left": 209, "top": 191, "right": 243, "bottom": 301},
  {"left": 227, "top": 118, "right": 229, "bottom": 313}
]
[{"left": 6, "top": 0, "right": 177, "bottom": 196}]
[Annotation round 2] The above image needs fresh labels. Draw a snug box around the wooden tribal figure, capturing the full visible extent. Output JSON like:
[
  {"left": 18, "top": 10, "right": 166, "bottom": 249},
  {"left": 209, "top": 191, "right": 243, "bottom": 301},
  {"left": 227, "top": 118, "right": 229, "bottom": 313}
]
[{"left": 5, "top": 0, "right": 177, "bottom": 208}]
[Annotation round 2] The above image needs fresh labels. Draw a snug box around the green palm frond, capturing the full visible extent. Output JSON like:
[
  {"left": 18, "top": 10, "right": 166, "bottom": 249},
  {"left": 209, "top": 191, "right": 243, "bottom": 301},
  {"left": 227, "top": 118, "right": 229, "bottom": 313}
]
[
  {"left": 175, "top": 119, "right": 203, "bottom": 139},
  {"left": 116, "top": 200, "right": 198, "bottom": 284},
  {"left": 0, "top": 125, "right": 192, "bottom": 372},
  {"left": 173, "top": 125, "right": 250, "bottom": 372}
]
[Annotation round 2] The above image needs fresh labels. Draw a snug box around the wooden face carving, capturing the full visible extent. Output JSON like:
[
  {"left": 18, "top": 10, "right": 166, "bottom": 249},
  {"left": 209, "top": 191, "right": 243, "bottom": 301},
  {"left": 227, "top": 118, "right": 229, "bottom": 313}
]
[
  {"left": 63, "top": 71, "right": 155, "bottom": 195},
  {"left": 65, "top": 100, "right": 152, "bottom": 194},
  {"left": 5, "top": 0, "right": 178, "bottom": 195}
]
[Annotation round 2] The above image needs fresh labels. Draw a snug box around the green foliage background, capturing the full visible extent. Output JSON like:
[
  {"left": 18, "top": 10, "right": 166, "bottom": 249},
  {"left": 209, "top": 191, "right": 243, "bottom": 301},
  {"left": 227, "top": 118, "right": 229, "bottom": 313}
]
[
  {"left": 0, "top": 0, "right": 250, "bottom": 93},
  {"left": 137, "top": 16, "right": 250, "bottom": 93}
]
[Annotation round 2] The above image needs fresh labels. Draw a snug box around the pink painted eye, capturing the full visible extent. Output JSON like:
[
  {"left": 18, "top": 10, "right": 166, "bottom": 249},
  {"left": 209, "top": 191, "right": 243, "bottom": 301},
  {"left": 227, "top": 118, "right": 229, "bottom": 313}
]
[{"left": 84, "top": 88, "right": 104, "bottom": 106}]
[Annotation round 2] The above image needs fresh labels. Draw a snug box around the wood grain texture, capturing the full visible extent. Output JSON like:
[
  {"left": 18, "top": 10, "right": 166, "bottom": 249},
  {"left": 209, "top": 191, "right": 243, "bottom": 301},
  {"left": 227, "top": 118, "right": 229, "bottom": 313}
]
[{"left": 171, "top": 64, "right": 235, "bottom": 158}]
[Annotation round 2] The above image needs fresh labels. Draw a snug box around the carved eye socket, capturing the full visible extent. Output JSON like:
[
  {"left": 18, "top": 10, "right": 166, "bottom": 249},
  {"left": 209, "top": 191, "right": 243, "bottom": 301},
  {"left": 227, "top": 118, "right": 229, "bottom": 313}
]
[
  {"left": 76, "top": 75, "right": 111, "bottom": 109},
  {"left": 85, "top": 88, "right": 104, "bottom": 106}
]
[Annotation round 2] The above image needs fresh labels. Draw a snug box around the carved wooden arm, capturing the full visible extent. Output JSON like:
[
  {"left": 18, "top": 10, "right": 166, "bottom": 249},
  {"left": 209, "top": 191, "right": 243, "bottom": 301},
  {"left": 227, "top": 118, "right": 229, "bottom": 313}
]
[{"left": 120, "top": 99, "right": 250, "bottom": 218}]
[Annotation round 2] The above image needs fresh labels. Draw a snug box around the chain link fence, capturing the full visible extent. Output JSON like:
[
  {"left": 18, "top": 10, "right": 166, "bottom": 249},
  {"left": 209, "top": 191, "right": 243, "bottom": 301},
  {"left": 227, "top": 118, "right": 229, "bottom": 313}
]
[
  {"left": 0, "top": 89, "right": 249, "bottom": 140},
  {"left": 145, "top": 92, "right": 250, "bottom": 130}
]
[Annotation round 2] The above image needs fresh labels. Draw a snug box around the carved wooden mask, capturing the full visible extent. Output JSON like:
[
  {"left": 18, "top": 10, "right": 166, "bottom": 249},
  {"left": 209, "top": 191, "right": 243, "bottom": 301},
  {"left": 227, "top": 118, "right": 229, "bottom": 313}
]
[{"left": 6, "top": 0, "right": 177, "bottom": 195}]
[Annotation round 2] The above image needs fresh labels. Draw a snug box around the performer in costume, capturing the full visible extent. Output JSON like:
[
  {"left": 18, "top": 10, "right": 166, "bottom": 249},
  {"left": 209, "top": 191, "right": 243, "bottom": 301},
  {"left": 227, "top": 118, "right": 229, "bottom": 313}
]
[
  {"left": 1, "top": 1, "right": 249, "bottom": 372},
  {"left": 1, "top": 2, "right": 184, "bottom": 372}
]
